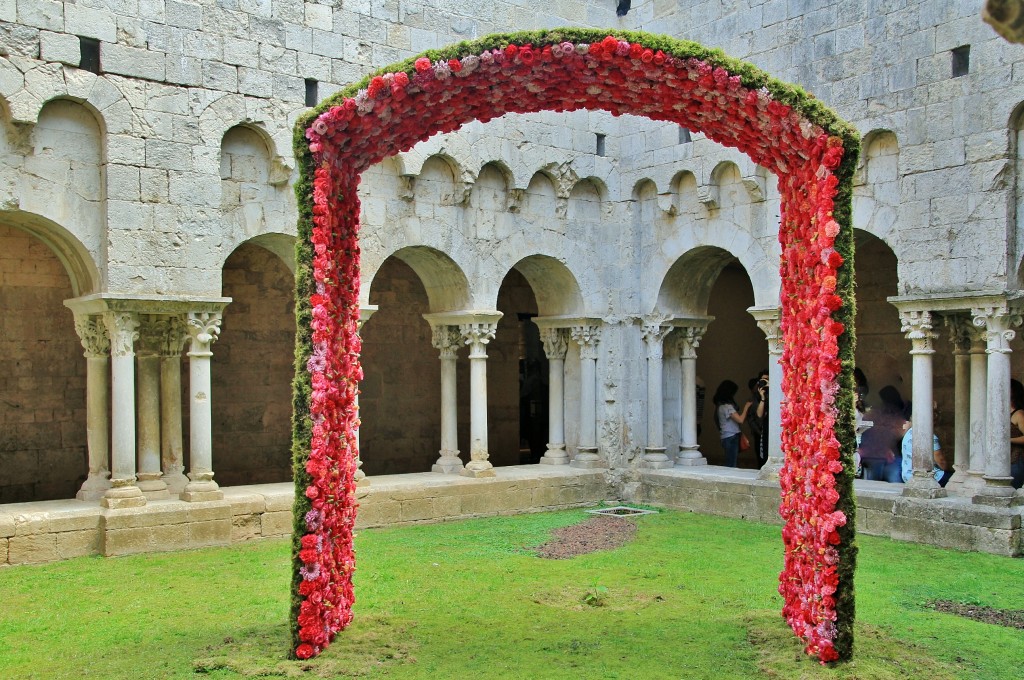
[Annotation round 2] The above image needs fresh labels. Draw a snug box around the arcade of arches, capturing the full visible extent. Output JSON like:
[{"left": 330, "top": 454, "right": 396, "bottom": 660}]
[{"left": 5, "top": 217, "right": 1011, "bottom": 503}]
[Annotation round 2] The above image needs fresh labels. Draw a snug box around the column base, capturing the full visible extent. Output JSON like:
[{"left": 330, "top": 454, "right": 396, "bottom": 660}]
[
  {"left": 138, "top": 474, "right": 170, "bottom": 500},
  {"left": 641, "top": 447, "right": 674, "bottom": 469},
  {"left": 943, "top": 468, "right": 968, "bottom": 496},
  {"left": 675, "top": 446, "right": 707, "bottom": 467},
  {"left": 902, "top": 484, "right": 947, "bottom": 500},
  {"left": 539, "top": 444, "right": 570, "bottom": 466},
  {"left": 460, "top": 460, "right": 495, "bottom": 478},
  {"left": 570, "top": 449, "right": 606, "bottom": 469},
  {"left": 432, "top": 451, "right": 465, "bottom": 474},
  {"left": 972, "top": 477, "right": 1022, "bottom": 507},
  {"left": 161, "top": 467, "right": 190, "bottom": 495},
  {"left": 756, "top": 456, "right": 784, "bottom": 481},
  {"left": 101, "top": 483, "right": 146, "bottom": 509},
  {"left": 76, "top": 472, "right": 112, "bottom": 502},
  {"left": 181, "top": 477, "right": 223, "bottom": 502}
]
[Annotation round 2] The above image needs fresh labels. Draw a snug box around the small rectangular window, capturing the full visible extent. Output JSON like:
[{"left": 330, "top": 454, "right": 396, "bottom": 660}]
[
  {"left": 679, "top": 127, "right": 692, "bottom": 144},
  {"left": 305, "top": 78, "right": 318, "bottom": 107},
  {"left": 79, "top": 37, "right": 100, "bottom": 74},
  {"left": 951, "top": 45, "right": 970, "bottom": 78},
  {"left": 596, "top": 133, "right": 606, "bottom": 157}
]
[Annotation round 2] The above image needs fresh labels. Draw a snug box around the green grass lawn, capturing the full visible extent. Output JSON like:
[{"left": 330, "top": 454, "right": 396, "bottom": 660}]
[{"left": 0, "top": 508, "right": 1021, "bottom": 679}]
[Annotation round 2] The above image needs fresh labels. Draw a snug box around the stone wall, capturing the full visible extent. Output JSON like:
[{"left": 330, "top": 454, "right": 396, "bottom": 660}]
[{"left": 0, "top": 224, "right": 86, "bottom": 503}]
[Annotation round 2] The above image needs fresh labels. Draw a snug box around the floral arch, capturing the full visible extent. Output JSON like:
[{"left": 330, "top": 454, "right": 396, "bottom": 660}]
[{"left": 291, "top": 29, "right": 859, "bottom": 664}]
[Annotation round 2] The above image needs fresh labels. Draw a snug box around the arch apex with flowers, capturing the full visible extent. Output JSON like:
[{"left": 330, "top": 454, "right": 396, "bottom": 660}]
[{"left": 290, "top": 28, "right": 859, "bottom": 664}]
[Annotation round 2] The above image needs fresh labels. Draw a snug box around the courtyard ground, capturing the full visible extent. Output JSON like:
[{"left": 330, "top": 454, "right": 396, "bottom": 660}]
[{"left": 0, "top": 508, "right": 1021, "bottom": 679}]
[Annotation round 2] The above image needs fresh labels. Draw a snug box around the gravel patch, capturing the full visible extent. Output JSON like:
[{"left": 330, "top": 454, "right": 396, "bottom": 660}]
[{"left": 533, "top": 515, "right": 638, "bottom": 559}]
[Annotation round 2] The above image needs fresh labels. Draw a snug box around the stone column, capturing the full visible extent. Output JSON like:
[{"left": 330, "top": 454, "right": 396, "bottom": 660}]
[
  {"left": 101, "top": 311, "right": 146, "bottom": 509},
  {"left": 753, "top": 314, "right": 784, "bottom": 480},
  {"left": 570, "top": 324, "right": 605, "bottom": 468},
  {"left": 963, "top": 326, "right": 989, "bottom": 495},
  {"left": 642, "top": 322, "right": 673, "bottom": 469},
  {"left": 945, "top": 316, "right": 972, "bottom": 494},
  {"left": 459, "top": 321, "right": 498, "bottom": 478},
  {"left": 539, "top": 327, "right": 569, "bottom": 465},
  {"left": 675, "top": 326, "right": 707, "bottom": 466},
  {"left": 354, "top": 306, "right": 376, "bottom": 486},
  {"left": 181, "top": 311, "right": 224, "bottom": 501},
  {"left": 73, "top": 314, "right": 111, "bottom": 501},
  {"left": 972, "top": 305, "right": 1022, "bottom": 505},
  {"left": 135, "top": 318, "right": 169, "bottom": 499},
  {"left": 431, "top": 324, "right": 464, "bottom": 473},
  {"left": 900, "top": 310, "right": 944, "bottom": 498},
  {"left": 157, "top": 315, "right": 189, "bottom": 494}
]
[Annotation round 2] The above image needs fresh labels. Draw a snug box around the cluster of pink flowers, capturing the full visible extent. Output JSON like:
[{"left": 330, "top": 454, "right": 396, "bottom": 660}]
[{"left": 298, "top": 35, "right": 852, "bottom": 663}]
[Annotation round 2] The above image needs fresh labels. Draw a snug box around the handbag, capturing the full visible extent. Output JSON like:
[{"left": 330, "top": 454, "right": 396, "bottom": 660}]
[{"left": 739, "top": 433, "right": 751, "bottom": 452}]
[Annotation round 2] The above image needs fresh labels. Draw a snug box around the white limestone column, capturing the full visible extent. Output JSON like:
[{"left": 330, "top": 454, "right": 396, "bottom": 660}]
[
  {"left": 354, "top": 306, "right": 376, "bottom": 486},
  {"left": 539, "top": 328, "right": 569, "bottom": 465},
  {"left": 136, "top": 323, "right": 169, "bottom": 499},
  {"left": 73, "top": 314, "right": 112, "bottom": 501},
  {"left": 754, "top": 314, "right": 784, "bottom": 480},
  {"left": 972, "top": 305, "right": 1022, "bottom": 505},
  {"left": 963, "top": 327, "right": 989, "bottom": 495},
  {"left": 900, "top": 310, "right": 944, "bottom": 498},
  {"left": 675, "top": 326, "right": 707, "bottom": 466},
  {"left": 181, "top": 311, "right": 224, "bottom": 501},
  {"left": 101, "top": 311, "right": 146, "bottom": 509},
  {"left": 459, "top": 321, "right": 498, "bottom": 478},
  {"left": 431, "top": 324, "right": 464, "bottom": 473},
  {"left": 945, "top": 316, "right": 972, "bottom": 494},
  {"left": 158, "top": 315, "right": 189, "bottom": 494},
  {"left": 570, "top": 324, "right": 605, "bottom": 469},
  {"left": 642, "top": 322, "right": 673, "bottom": 469}
]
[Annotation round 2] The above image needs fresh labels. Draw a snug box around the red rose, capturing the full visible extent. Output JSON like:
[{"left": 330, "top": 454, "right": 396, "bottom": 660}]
[
  {"left": 448, "top": 58, "right": 462, "bottom": 72},
  {"left": 296, "top": 644, "right": 315, "bottom": 659},
  {"left": 414, "top": 57, "right": 432, "bottom": 72}
]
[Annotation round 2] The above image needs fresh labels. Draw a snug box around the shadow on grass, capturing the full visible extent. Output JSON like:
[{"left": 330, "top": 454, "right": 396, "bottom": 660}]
[
  {"left": 192, "top": 614, "right": 416, "bottom": 677},
  {"left": 745, "top": 612, "right": 972, "bottom": 679}
]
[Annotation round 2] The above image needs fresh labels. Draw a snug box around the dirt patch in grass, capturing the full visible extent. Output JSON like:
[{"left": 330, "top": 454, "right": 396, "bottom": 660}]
[
  {"left": 928, "top": 600, "right": 1024, "bottom": 629},
  {"left": 532, "top": 515, "right": 638, "bottom": 559}
]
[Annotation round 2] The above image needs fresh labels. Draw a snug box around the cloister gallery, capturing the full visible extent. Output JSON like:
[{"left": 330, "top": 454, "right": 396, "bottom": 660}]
[{"left": 3, "top": 0, "right": 1024, "bottom": 613}]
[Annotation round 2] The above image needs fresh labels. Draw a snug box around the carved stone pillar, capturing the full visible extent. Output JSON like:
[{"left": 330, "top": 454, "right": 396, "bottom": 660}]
[
  {"left": 570, "top": 324, "right": 605, "bottom": 468},
  {"left": 354, "top": 306, "right": 376, "bottom": 486},
  {"left": 102, "top": 311, "right": 146, "bottom": 509},
  {"left": 641, "top": 322, "right": 673, "bottom": 469},
  {"left": 73, "top": 314, "right": 111, "bottom": 501},
  {"left": 459, "top": 321, "right": 498, "bottom": 478},
  {"left": 972, "top": 305, "right": 1022, "bottom": 505},
  {"left": 900, "top": 310, "right": 945, "bottom": 498},
  {"left": 431, "top": 324, "right": 464, "bottom": 474},
  {"left": 963, "top": 325, "right": 990, "bottom": 495},
  {"left": 752, "top": 311, "right": 784, "bottom": 480},
  {"left": 182, "top": 311, "right": 223, "bottom": 501},
  {"left": 539, "top": 328, "right": 569, "bottom": 465},
  {"left": 157, "top": 315, "right": 189, "bottom": 494},
  {"left": 135, "top": 317, "right": 169, "bottom": 499},
  {"left": 675, "top": 326, "right": 707, "bottom": 466},
  {"left": 945, "top": 316, "right": 972, "bottom": 494}
]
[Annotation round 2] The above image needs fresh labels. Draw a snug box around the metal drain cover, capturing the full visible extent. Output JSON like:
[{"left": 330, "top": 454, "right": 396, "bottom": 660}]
[{"left": 586, "top": 506, "right": 657, "bottom": 517}]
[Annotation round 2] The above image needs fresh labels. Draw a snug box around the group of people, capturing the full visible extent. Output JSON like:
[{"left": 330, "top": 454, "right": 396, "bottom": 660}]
[
  {"left": 712, "top": 371, "right": 769, "bottom": 469},
  {"left": 711, "top": 367, "right": 1024, "bottom": 489}
]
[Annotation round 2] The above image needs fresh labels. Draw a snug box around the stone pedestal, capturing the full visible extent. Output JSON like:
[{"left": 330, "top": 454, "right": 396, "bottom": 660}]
[{"left": 539, "top": 328, "right": 570, "bottom": 465}]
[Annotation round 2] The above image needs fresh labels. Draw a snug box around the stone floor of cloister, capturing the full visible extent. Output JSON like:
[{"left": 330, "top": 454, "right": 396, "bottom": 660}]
[{"left": 1, "top": 463, "right": 1020, "bottom": 566}]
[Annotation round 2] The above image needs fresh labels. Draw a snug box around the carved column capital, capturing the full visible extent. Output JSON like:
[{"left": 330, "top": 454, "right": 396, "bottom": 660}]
[
  {"left": 431, "top": 324, "right": 463, "bottom": 359},
  {"left": 459, "top": 322, "right": 497, "bottom": 359},
  {"left": 900, "top": 309, "right": 937, "bottom": 355},
  {"left": 74, "top": 314, "right": 110, "bottom": 358},
  {"left": 945, "top": 314, "right": 975, "bottom": 355},
  {"left": 187, "top": 311, "right": 222, "bottom": 353},
  {"left": 104, "top": 312, "right": 140, "bottom": 358},
  {"left": 570, "top": 324, "right": 601, "bottom": 361},
  {"left": 539, "top": 327, "right": 568, "bottom": 360},
  {"left": 755, "top": 317, "right": 783, "bottom": 356},
  {"left": 155, "top": 315, "right": 189, "bottom": 358},
  {"left": 675, "top": 325, "right": 706, "bottom": 360},
  {"left": 641, "top": 322, "right": 670, "bottom": 360},
  {"left": 972, "top": 305, "right": 1022, "bottom": 355}
]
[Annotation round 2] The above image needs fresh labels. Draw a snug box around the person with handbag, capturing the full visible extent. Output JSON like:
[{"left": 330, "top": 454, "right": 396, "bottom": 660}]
[{"left": 713, "top": 380, "right": 752, "bottom": 468}]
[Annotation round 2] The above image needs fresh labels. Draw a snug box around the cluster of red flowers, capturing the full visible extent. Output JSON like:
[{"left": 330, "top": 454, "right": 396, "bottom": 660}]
[{"left": 299, "top": 36, "right": 850, "bottom": 662}]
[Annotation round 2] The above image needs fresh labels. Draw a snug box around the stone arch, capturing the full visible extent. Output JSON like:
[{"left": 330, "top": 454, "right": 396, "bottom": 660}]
[
  {"left": 853, "top": 129, "right": 900, "bottom": 248},
  {"left": 366, "top": 245, "right": 471, "bottom": 313},
  {"left": 220, "top": 124, "right": 294, "bottom": 245},
  {"left": 196, "top": 95, "right": 293, "bottom": 178},
  {"left": 567, "top": 177, "right": 604, "bottom": 222},
  {"left": 414, "top": 154, "right": 463, "bottom": 207},
  {"left": 670, "top": 170, "right": 700, "bottom": 216},
  {"left": 509, "top": 254, "right": 585, "bottom": 317},
  {"left": 853, "top": 228, "right": 908, "bottom": 403},
  {"left": 709, "top": 160, "right": 744, "bottom": 209},
  {"left": 523, "top": 171, "right": 558, "bottom": 216},
  {"left": 655, "top": 245, "right": 739, "bottom": 317},
  {"left": 0, "top": 210, "right": 100, "bottom": 296},
  {"left": 471, "top": 162, "right": 510, "bottom": 239}
]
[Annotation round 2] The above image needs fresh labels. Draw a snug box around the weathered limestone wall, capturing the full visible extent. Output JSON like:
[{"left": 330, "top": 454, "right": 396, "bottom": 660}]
[{"left": 0, "top": 224, "right": 86, "bottom": 503}]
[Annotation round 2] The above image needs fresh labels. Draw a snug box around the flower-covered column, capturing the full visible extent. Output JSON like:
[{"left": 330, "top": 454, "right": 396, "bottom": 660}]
[
  {"left": 570, "top": 324, "right": 604, "bottom": 468},
  {"left": 135, "top": 317, "right": 170, "bottom": 499},
  {"left": 945, "top": 316, "right": 972, "bottom": 494},
  {"left": 102, "top": 311, "right": 146, "bottom": 509},
  {"left": 354, "top": 306, "right": 377, "bottom": 486},
  {"left": 430, "top": 323, "right": 464, "bottom": 473},
  {"left": 460, "top": 320, "right": 499, "bottom": 478},
  {"left": 752, "top": 310, "right": 784, "bottom": 480},
  {"left": 539, "top": 327, "right": 569, "bottom": 465},
  {"left": 73, "top": 314, "right": 111, "bottom": 501},
  {"left": 157, "top": 315, "right": 189, "bottom": 494},
  {"left": 182, "top": 311, "right": 224, "bottom": 502},
  {"left": 900, "top": 310, "right": 944, "bottom": 498},
  {"left": 675, "top": 326, "right": 707, "bottom": 466},
  {"left": 642, "top": 322, "right": 673, "bottom": 469},
  {"left": 972, "top": 304, "right": 1022, "bottom": 505}
]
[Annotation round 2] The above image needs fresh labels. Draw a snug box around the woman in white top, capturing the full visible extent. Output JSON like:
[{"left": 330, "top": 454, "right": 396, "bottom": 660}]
[{"left": 712, "top": 380, "right": 751, "bottom": 468}]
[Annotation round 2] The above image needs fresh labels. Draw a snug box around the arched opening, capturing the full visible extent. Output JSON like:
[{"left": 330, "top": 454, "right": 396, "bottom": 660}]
[
  {"left": 0, "top": 222, "right": 87, "bottom": 502},
  {"left": 213, "top": 240, "right": 295, "bottom": 485}
]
